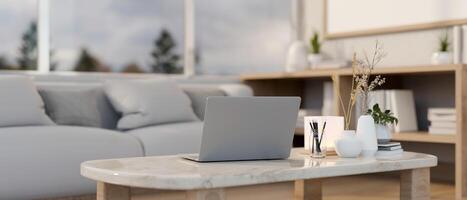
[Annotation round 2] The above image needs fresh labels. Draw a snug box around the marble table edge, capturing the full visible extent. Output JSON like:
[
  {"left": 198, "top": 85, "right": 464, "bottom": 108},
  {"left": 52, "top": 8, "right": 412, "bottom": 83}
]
[{"left": 80, "top": 151, "right": 438, "bottom": 190}]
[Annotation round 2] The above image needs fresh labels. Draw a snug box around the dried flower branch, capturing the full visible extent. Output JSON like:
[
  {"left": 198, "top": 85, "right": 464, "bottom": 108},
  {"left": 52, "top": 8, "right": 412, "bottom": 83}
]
[
  {"left": 335, "top": 41, "right": 387, "bottom": 130},
  {"left": 354, "top": 41, "right": 387, "bottom": 113}
]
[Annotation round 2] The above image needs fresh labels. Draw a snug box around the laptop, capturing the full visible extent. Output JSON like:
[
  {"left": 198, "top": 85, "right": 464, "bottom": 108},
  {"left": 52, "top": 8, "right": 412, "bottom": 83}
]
[{"left": 183, "top": 96, "right": 301, "bottom": 162}]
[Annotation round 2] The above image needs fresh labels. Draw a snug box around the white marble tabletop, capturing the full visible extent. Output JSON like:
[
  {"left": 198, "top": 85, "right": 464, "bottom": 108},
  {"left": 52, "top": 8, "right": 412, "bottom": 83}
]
[{"left": 81, "top": 148, "right": 437, "bottom": 190}]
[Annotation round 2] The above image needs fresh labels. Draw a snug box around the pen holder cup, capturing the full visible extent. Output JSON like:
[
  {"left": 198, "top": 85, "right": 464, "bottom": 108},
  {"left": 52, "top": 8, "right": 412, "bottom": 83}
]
[{"left": 309, "top": 138, "right": 327, "bottom": 158}]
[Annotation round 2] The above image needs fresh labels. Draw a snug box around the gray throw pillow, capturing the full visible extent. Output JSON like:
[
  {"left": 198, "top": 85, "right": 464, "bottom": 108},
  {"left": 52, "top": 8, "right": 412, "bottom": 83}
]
[
  {"left": 40, "top": 89, "right": 102, "bottom": 127},
  {"left": 0, "top": 76, "right": 54, "bottom": 127},
  {"left": 181, "top": 86, "right": 226, "bottom": 120},
  {"left": 104, "top": 79, "right": 199, "bottom": 130}
]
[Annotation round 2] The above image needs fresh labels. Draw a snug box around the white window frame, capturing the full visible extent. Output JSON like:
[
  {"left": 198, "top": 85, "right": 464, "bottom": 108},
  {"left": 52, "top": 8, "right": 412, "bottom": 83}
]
[
  {"left": 36, "top": 0, "right": 298, "bottom": 75},
  {"left": 37, "top": 0, "right": 50, "bottom": 73}
]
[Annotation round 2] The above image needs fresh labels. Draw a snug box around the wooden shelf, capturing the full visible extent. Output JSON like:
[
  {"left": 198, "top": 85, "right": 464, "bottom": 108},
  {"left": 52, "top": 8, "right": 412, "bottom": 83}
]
[
  {"left": 240, "top": 64, "right": 463, "bottom": 81},
  {"left": 392, "top": 132, "right": 456, "bottom": 144},
  {"left": 294, "top": 128, "right": 455, "bottom": 144}
]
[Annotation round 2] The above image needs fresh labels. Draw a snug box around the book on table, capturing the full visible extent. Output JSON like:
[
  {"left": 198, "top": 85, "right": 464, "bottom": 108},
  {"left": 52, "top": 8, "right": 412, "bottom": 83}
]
[{"left": 377, "top": 142, "right": 403, "bottom": 156}]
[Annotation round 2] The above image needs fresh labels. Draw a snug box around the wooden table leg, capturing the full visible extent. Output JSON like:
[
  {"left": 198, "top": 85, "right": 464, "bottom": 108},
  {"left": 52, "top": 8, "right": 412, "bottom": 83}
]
[
  {"left": 97, "top": 182, "right": 130, "bottom": 200},
  {"left": 400, "top": 168, "right": 431, "bottom": 200},
  {"left": 294, "top": 179, "right": 322, "bottom": 200}
]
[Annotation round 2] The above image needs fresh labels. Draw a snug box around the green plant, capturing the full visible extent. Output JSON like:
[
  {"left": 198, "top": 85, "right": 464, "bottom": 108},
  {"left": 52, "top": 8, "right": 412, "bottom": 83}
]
[
  {"left": 439, "top": 33, "right": 450, "bottom": 52},
  {"left": 367, "top": 103, "right": 398, "bottom": 126},
  {"left": 310, "top": 32, "right": 321, "bottom": 54}
]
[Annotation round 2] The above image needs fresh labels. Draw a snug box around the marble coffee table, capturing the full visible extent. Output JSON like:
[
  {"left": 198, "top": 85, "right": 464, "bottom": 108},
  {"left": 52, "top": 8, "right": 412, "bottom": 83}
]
[{"left": 81, "top": 148, "right": 437, "bottom": 200}]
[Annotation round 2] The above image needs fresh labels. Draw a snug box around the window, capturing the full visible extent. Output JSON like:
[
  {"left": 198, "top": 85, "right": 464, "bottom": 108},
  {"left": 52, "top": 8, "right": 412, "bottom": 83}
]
[
  {"left": 50, "top": 0, "right": 184, "bottom": 73},
  {"left": 194, "top": 0, "right": 291, "bottom": 75},
  {"left": 0, "top": 0, "right": 38, "bottom": 70},
  {"left": 0, "top": 0, "right": 294, "bottom": 75}
]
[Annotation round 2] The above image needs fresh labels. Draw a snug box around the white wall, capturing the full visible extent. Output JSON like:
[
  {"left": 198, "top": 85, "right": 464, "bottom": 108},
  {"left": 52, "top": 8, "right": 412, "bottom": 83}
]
[{"left": 304, "top": 0, "right": 453, "bottom": 67}]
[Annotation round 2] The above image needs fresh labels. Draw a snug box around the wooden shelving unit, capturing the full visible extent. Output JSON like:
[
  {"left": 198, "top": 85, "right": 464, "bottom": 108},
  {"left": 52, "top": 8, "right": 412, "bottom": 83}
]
[{"left": 241, "top": 64, "right": 467, "bottom": 199}]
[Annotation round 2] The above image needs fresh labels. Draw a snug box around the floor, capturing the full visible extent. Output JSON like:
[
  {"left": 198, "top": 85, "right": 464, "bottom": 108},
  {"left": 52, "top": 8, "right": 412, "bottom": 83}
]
[{"left": 323, "top": 175, "right": 455, "bottom": 200}]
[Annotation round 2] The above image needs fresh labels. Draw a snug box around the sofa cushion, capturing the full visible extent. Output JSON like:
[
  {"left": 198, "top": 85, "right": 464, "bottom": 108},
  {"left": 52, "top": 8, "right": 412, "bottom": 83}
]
[
  {"left": 126, "top": 121, "right": 203, "bottom": 156},
  {"left": 104, "top": 79, "right": 199, "bottom": 130},
  {"left": 180, "top": 85, "right": 226, "bottom": 120},
  {"left": 0, "top": 76, "right": 54, "bottom": 127},
  {"left": 39, "top": 88, "right": 102, "bottom": 127},
  {"left": 36, "top": 83, "right": 120, "bottom": 130},
  {"left": 0, "top": 126, "right": 143, "bottom": 199}
]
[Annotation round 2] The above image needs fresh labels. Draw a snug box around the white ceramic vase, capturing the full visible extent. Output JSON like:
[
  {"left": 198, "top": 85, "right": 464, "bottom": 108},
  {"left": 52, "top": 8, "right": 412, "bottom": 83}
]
[
  {"left": 335, "top": 130, "right": 362, "bottom": 158},
  {"left": 285, "top": 41, "right": 309, "bottom": 72},
  {"left": 375, "top": 124, "right": 391, "bottom": 144},
  {"left": 431, "top": 52, "right": 452, "bottom": 65},
  {"left": 356, "top": 115, "right": 378, "bottom": 157},
  {"left": 308, "top": 53, "right": 323, "bottom": 69}
]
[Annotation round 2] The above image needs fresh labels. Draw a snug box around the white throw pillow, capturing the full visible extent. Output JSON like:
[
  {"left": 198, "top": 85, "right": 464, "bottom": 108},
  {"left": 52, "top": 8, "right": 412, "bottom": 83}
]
[
  {"left": 104, "top": 79, "right": 199, "bottom": 130},
  {"left": 0, "top": 76, "right": 54, "bottom": 127}
]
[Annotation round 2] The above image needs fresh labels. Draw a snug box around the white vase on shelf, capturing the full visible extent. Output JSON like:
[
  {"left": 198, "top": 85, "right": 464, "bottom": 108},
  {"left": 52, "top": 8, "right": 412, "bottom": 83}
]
[
  {"left": 285, "top": 41, "right": 309, "bottom": 72},
  {"left": 356, "top": 115, "right": 378, "bottom": 157},
  {"left": 335, "top": 130, "right": 362, "bottom": 158}
]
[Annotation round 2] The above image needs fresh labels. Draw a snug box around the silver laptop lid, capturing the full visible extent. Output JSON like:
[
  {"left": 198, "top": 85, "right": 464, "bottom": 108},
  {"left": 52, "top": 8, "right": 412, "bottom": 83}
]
[{"left": 197, "top": 96, "right": 300, "bottom": 162}]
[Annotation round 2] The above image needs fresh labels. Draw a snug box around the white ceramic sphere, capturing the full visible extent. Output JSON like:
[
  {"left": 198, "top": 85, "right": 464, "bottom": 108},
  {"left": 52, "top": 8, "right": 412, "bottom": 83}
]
[{"left": 335, "top": 130, "right": 362, "bottom": 158}]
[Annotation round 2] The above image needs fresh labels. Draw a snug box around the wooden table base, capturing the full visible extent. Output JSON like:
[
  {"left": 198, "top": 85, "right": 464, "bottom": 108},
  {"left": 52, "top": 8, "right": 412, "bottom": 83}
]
[{"left": 96, "top": 168, "right": 430, "bottom": 200}]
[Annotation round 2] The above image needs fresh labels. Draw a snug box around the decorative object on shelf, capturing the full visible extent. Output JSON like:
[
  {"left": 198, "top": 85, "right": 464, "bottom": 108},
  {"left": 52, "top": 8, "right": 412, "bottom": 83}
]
[
  {"left": 304, "top": 116, "right": 344, "bottom": 152},
  {"left": 453, "top": 26, "right": 463, "bottom": 64},
  {"left": 334, "top": 130, "right": 362, "bottom": 158},
  {"left": 362, "top": 90, "right": 417, "bottom": 133},
  {"left": 285, "top": 40, "right": 309, "bottom": 72},
  {"left": 431, "top": 32, "right": 452, "bottom": 65},
  {"left": 308, "top": 32, "right": 323, "bottom": 68},
  {"left": 367, "top": 104, "right": 398, "bottom": 144},
  {"left": 308, "top": 120, "right": 327, "bottom": 158},
  {"left": 321, "top": 82, "right": 335, "bottom": 116},
  {"left": 428, "top": 107, "right": 456, "bottom": 135}
]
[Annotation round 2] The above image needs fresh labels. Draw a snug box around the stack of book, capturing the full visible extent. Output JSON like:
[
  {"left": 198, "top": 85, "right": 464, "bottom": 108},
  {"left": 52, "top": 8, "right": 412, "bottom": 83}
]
[
  {"left": 376, "top": 142, "right": 403, "bottom": 157},
  {"left": 428, "top": 108, "right": 456, "bottom": 135}
]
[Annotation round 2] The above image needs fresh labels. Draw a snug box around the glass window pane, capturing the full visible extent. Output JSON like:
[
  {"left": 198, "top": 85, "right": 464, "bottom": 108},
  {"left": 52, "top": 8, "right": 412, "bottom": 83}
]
[
  {"left": 50, "top": 0, "right": 184, "bottom": 74},
  {"left": 0, "top": 0, "right": 38, "bottom": 70},
  {"left": 195, "top": 0, "right": 291, "bottom": 75}
]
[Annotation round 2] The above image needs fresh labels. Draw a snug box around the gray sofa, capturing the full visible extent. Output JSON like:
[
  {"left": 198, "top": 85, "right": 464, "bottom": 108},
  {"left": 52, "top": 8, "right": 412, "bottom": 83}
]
[{"left": 0, "top": 77, "right": 252, "bottom": 200}]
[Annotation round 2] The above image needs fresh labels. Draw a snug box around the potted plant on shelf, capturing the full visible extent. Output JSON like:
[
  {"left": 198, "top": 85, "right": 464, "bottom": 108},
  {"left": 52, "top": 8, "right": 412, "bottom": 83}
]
[
  {"left": 431, "top": 32, "right": 452, "bottom": 65},
  {"left": 367, "top": 103, "right": 398, "bottom": 144},
  {"left": 308, "top": 32, "right": 322, "bottom": 68}
]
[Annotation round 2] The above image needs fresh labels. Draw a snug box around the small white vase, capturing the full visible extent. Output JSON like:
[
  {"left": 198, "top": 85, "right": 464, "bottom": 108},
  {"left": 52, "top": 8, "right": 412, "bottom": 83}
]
[
  {"left": 308, "top": 53, "right": 323, "bottom": 69},
  {"left": 431, "top": 52, "right": 452, "bottom": 65},
  {"left": 356, "top": 115, "right": 378, "bottom": 157},
  {"left": 285, "top": 41, "right": 309, "bottom": 72},
  {"left": 335, "top": 130, "right": 362, "bottom": 158},
  {"left": 375, "top": 124, "right": 391, "bottom": 144}
]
